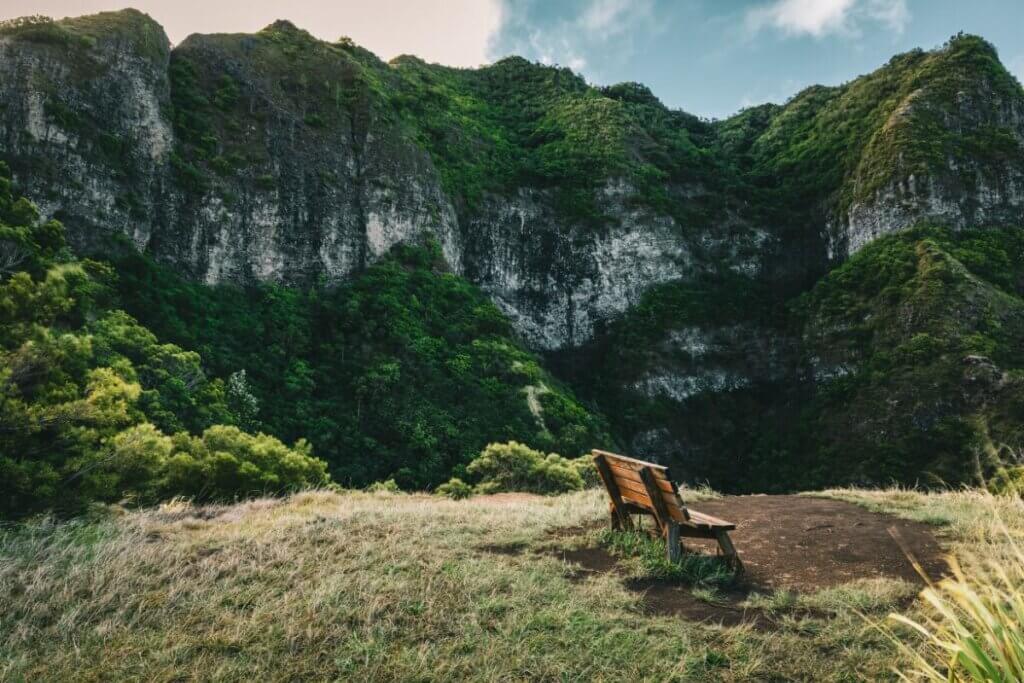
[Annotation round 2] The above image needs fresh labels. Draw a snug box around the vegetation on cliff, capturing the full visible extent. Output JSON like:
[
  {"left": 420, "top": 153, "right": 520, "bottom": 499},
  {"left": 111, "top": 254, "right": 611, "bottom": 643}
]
[
  {"left": 795, "top": 225, "right": 1024, "bottom": 486},
  {"left": 4, "top": 11, "right": 1024, "bottom": 506},
  {"left": 0, "top": 165, "right": 328, "bottom": 518},
  {"left": 112, "top": 242, "right": 611, "bottom": 491},
  {"left": 572, "top": 224, "right": 1024, "bottom": 493}
]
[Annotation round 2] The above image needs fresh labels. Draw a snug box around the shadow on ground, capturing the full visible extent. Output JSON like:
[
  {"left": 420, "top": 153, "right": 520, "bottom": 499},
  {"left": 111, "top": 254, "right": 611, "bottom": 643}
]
[{"left": 488, "top": 495, "right": 949, "bottom": 628}]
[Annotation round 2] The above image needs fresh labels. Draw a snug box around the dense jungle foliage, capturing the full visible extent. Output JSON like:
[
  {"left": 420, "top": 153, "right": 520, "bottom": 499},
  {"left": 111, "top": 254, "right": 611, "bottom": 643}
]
[
  {"left": 569, "top": 225, "right": 1024, "bottom": 493},
  {"left": 3, "top": 14, "right": 1024, "bottom": 515},
  {"left": 111, "top": 242, "right": 611, "bottom": 490},
  {"left": 0, "top": 165, "right": 328, "bottom": 518}
]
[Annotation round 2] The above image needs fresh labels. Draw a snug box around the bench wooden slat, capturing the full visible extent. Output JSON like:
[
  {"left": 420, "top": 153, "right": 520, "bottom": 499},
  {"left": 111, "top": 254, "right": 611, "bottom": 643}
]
[
  {"left": 607, "top": 462, "right": 675, "bottom": 493},
  {"left": 616, "top": 489, "right": 689, "bottom": 524},
  {"left": 614, "top": 477, "right": 656, "bottom": 500},
  {"left": 613, "top": 477, "right": 689, "bottom": 520},
  {"left": 687, "top": 510, "right": 735, "bottom": 529},
  {"left": 620, "top": 490, "right": 655, "bottom": 510},
  {"left": 594, "top": 449, "right": 669, "bottom": 473}
]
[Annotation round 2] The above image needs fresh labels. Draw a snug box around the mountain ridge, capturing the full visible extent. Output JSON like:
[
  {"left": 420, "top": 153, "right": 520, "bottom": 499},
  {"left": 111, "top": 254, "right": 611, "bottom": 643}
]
[{"left": 3, "top": 10, "right": 1024, "bottom": 490}]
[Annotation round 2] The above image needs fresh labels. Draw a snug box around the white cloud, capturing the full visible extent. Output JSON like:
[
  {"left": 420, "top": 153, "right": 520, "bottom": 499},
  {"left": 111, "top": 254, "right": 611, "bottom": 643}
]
[
  {"left": 491, "top": 0, "right": 655, "bottom": 79},
  {"left": 579, "top": 0, "right": 634, "bottom": 39},
  {"left": 864, "top": 0, "right": 910, "bottom": 33},
  {"left": 746, "top": 0, "right": 909, "bottom": 39}
]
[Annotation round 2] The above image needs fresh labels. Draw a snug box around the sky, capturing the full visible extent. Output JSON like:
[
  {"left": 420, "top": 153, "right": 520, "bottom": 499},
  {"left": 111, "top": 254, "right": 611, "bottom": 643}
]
[{"left": 2, "top": 0, "right": 1022, "bottom": 119}]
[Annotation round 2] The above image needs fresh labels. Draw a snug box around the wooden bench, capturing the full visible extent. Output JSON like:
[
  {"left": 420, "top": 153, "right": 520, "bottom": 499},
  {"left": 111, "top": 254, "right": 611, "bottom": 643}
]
[{"left": 592, "top": 449, "right": 740, "bottom": 569}]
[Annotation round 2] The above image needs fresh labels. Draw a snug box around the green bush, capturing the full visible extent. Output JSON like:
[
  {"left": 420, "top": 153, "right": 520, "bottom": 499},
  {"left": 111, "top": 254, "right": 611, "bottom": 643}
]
[
  {"left": 0, "top": 166, "right": 330, "bottom": 517},
  {"left": 988, "top": 467, "right": 1024, "bottom": 496},
  {"left": 435, "top": 477, "right": 473, "bottom": 499},
  {"left": 568, "top": 455, "right": 601, "bottom": 488},
  {"left": 366, "top": 478, "right": 400, "bottom": 493},
  {"left": 465, "top": 441, "right": 584, "bottom": 495}
]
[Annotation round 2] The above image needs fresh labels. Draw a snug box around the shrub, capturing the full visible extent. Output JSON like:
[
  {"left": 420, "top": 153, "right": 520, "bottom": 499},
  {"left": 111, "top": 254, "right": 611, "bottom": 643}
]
[
  {"left": 435, "top": 477, "right": 473, "bottom": 499},
  {"left": 465, "top": 441, "right": 584, "bottom": 495},
  {"left": 568, "top": 455, "right": 601, "bottom": 488},
  {"left": 366, "top": 478, "right": 400, "bottom": 493},
  {"left": 988, "top": 466, "right": 1024, "bottom": 496},
  {"left": 105, "top": 424, "right": 329, "bottom": 504}
]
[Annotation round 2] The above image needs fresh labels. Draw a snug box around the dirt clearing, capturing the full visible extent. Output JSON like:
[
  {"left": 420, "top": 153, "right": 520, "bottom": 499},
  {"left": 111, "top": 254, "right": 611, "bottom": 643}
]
[{"left": 550, "top": 494, "right": 949, "bottom": 626}]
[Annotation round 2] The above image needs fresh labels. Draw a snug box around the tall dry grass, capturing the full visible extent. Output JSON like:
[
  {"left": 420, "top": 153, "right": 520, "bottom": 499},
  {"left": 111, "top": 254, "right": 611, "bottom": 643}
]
[
  {"left": 821, "top": 488, "right": 1024, "bottom": 681},
  {"left": 3, "top": 485, "right": 1012, "bottom": 681},
  {"left": 888, "top": 551, "right": 1024, "bottom": 681}
]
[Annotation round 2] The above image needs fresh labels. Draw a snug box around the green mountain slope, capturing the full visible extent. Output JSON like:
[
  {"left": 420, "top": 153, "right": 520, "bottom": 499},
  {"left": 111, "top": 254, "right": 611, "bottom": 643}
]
[
  {"left": 110, "top": 242, "right": 611, "bottom": 489},
  {"left": 796, "top": 226, "right": 1024, "bottom": 486},
  {"left": 3, "top": 11, "right": 1024, "bottom": 503},
  {"left": 0, "top": 165, "right": 328, "bottom": 517}
]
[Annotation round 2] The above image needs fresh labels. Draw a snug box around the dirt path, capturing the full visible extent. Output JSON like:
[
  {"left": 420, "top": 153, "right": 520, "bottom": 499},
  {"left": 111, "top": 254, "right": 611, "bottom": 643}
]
[{"left": 554, "top": 494, "right": 949, "bottom": 626}]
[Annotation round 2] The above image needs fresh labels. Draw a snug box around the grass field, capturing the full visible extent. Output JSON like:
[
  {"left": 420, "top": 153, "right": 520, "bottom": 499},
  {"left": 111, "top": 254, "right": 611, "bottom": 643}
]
[{"left": 2, "top": 487, "right": 1022, "bottom": 681}]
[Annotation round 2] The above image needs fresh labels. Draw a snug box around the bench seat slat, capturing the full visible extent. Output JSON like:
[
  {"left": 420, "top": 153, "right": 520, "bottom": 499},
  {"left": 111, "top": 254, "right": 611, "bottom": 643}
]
[{"left": 686, "top": 510, "right": 735, "bottom": 530}]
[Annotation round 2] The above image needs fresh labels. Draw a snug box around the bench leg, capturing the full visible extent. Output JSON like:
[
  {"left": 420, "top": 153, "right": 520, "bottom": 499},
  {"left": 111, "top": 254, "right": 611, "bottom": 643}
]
[
  {"left": 715, "top": 530, "right": 742, "bottom": 572},
  {"left": 666, "top": 522, "right": 681, "bottom": 563},
  {"left": 608, "top": 502, "right": 633, "bottom": 531}
]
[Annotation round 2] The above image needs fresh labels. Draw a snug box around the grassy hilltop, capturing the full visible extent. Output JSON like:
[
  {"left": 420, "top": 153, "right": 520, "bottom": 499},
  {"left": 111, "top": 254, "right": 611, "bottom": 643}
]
[{"left": 2, "top": 486, "right": 1022, "bottom": 681}]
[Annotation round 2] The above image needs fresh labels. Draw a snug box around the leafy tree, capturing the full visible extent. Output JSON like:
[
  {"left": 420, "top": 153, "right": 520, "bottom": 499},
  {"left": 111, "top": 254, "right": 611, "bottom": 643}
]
[
  {"left": 113, "top": 242, "right": 611, "bottom": 490},
  {"left": 463, "top": 441, "right": 584, "bottom": 495},
  {"left": 0, "top": 166, "right": 330, "bottom": 518}
]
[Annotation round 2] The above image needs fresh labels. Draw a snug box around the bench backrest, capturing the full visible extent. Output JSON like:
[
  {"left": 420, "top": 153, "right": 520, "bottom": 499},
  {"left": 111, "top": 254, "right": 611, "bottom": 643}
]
[{"left": 592, "top": 449, "right": 690, "bottom": 523}]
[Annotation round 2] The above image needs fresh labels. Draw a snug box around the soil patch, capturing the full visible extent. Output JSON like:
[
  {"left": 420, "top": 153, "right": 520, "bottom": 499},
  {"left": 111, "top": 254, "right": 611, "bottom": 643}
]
[
  {"left": 557, "top": 546, "right": 619, "bottom": 577},
  {"left": 551, "top": 494, "right": 949, "bottom": 626},
  {"left": 691, "top": 495, "right": 948, "bottom": 592}
]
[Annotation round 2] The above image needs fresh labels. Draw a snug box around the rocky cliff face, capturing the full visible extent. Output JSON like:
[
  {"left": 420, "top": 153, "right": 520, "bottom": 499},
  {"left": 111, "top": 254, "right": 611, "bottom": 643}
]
[
  {"left": 3, "top": 12, "right": 1024, "bottom": 488},
  {"left": 5, "top": 15, "right": 1019, "bottom": 356},
  {"left": 463, "top": 181, "right": 768, "bottom": 348},
  {"left": 827, "top": 38, "right": 1024, "bottom": 258},
  {"left": 0, "top": 13, "right": 774, "bottom": 351},
  {"left": 0, "top": 11, "right": 173, "bottom": 251}
]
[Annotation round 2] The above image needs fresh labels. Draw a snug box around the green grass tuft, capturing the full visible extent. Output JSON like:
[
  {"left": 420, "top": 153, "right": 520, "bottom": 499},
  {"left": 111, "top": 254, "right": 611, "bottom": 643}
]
[{"left": 599, "top": 528, "right": 736, "bottom": 586}]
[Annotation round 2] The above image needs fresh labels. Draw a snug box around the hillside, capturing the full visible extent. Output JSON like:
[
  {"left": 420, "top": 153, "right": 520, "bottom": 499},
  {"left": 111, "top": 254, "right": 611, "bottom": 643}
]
[
  {"left": 2, "top": 10, "right": 1024, "bottom": 494},
  {"left": 110, "top": 242, "right": 610, "bottom": 489},
  {"left": 572, "top": 225, "right": 1024, "bottom": 491},
  {"left": 1, "top": 486, "right": 1019, "bottom": 681}
]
